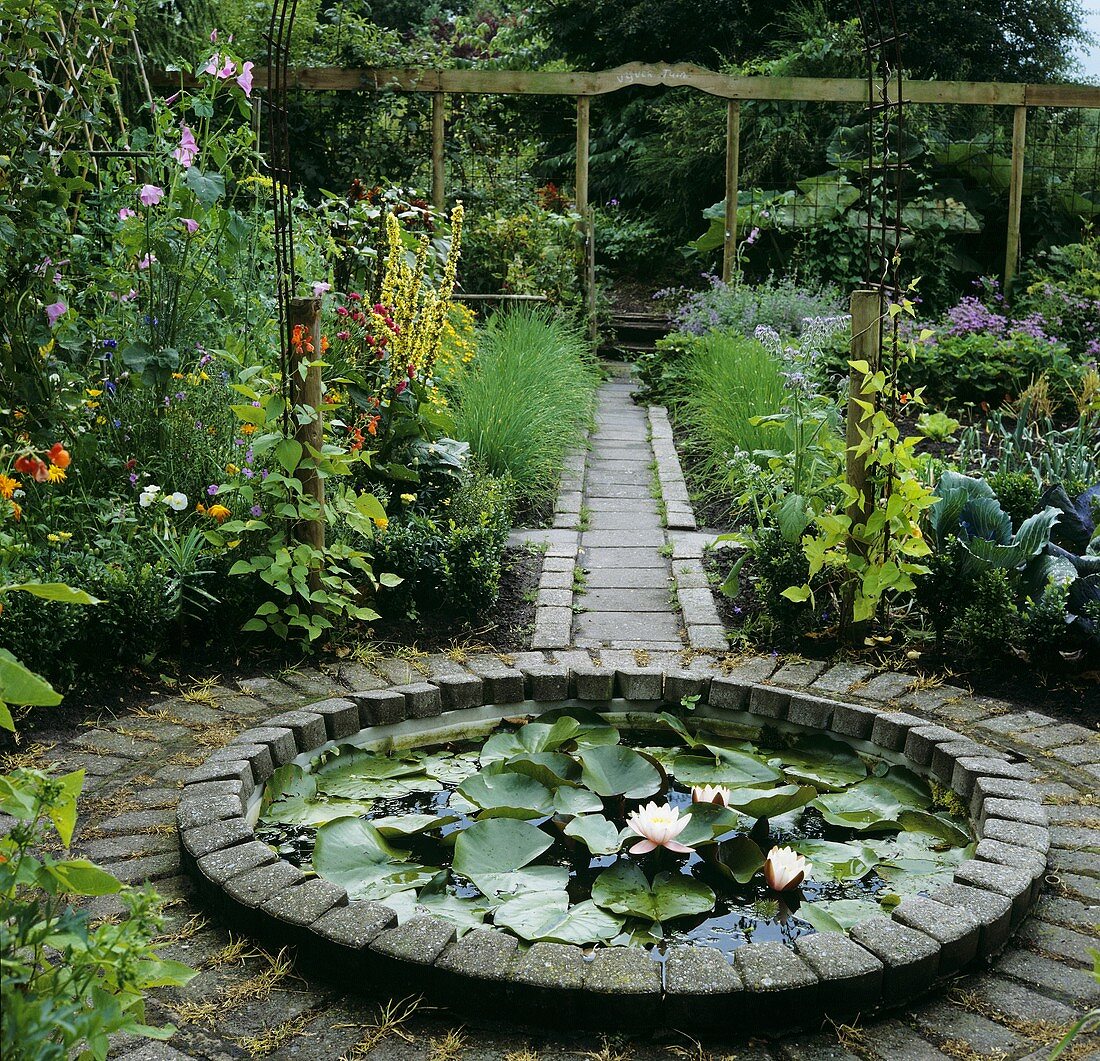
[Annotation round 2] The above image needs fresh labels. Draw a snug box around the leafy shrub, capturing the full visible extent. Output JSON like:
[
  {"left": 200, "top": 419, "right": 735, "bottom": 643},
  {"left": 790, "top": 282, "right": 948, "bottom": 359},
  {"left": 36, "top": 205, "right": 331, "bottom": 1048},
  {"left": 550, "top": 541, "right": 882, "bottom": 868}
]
[
  {"left": 593, "top": 206, "right": 667, "bottom": 273},
  {"left": 1, "top": 767, "right": 193, "bottom": 1060},
  {"left": 453, "top": 307, "right": 598, "bottom": 503},
  {"left": 988, "top": 470, "right": 1041, "bottom": 530},
  {"left": 0, "top": 545, "right": 176, "bottom": 696},
  {"left": 375, "top": 470, "right": 516, "bottom": 618},
  {"left": 953, "top": 567, "right": 1024, "bottom": 659},
  {"left": 750, "top": 524, "right": 816, "bottom": 637}
]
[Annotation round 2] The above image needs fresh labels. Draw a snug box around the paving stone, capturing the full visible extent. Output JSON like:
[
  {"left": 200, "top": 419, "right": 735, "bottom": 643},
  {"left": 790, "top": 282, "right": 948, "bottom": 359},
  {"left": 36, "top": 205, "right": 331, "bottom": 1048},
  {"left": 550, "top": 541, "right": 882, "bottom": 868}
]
[
  {"left": 869, "top": 711, "right": 924, "bottom": 752},
  {"left": 1060, "top": 871, "right": 1100, "bottom": 902},
  {"left": 435, "top": 928, "right": 519, "bottom": 983},
  {"left": 856, "top": 671, "right": 915, "bottom": 703},
  {"left": 748, "top": 683, "right": 791, "bottom": 719},
  {"left": 903, "top": 724, "right": 965, "bottom": 767},
  {"left": 204, "top": 742, "right": 274, "bottom": 785},
  {"left": 223, "top": 860, "right": 305, "bottom": 908},
  {"left": 1050, "top": 849, "right": 1100, "bottom": 879},
  {"left": 307, "top": 697, "right": 362, "bottom": 739},
  {"left": 195, "top": 841, "right": 277, "bottom": 884},
  {"left": 262, "top": 710, "right": 327, "bottom": 752},
  {"left": 861, "top": 1020, "right": 957, "bottom": 1060},
  {"left": 278, "top": 668, "right": 336, "bottom": 697},
  {"left": 954, "top": 859, "right": 1034, "bottom": 923},
  {"left": 707, "top": 675, "right": 751, "bottom": 710},
  {"left": 1049, "top": 742, "right": 1100, "bottom": 766},
  {"left": 771, "top": 660, "right": 828, "bottom": 689},
  {"left": 982, "top": 817, "right": 1051, "bottom": 853},
  {"left": 117, "top": 1044, "right": 198, "bottom": 1061},
  {"left": 812, "top": 662, "right": 875, "bottom": 695},
  {"left": 521, "top": 664, "right": 571, "bottom": 701},
  {"left": 177, "top": 792, "right": 245, "bottom": 831},
  {"left": 582, "top": 547, "right": 668, "bottom": 568},
  {"left": 930, "top": 739, "right": 987, "bottom": 784},
  {"left": 1035, "top": 895, "right": 1100, "bottom": 930},
  {"left": 1017, "top": 918, "right": 1100, "bottom": 966},
  {"left": 677, "top": 587, "right": 721, "bottom": 625},
  {"left": 72, "top": 729, "right": 161, "bottom": 759},
  {"left": 180, "top": 816, "right": 255, "bottom": 860},
  {"left": 664, "top": 944, "right": 742, "bottom": 995},
  {"left": 433, "top": 673, "right": 484, "bottom": 711},
  {"left": 348, "top": 689, "right": 406, "bottom": 726},
  {"left": 465, "top": 657, "right": 525, "bottom": 703},
  {"left": 891, "top": 895, "right": 980, "bottom": 972},
  {"left": 575, "top": 610, "right": 681, "bottom": 642},
  {"left": 848, "top": 917, "right": 939, "bottom": 998},
  {"left": 80, "top": 832, "right": 178, "bottom": 862},
  {"left": 980, "top": 797, "right": 1049, "bottom": 828},
  {"left": 386, "top": 682, "right": 442, "bottom": 719},
  {"left": 961, "top": 972, "right": 1079, "bottom": 1027},
  {"left": 312, "top": 900, "right": 396, "bottom": 949},
  {"left": 102, "top": 852, "right": 181, "bottom": 883},
  {"left": 95, "top": 808, "right": 175, "bottom": 835},
  {"left": 995, "top": 947, "right": 1100, "bottom": 1004},
  {"left": 687, "top": 625, "right": 729, "bottom": 649},
  {"left": 573, "top": 664, "right": 616, "bottom": 700},
  {"left": 975, "top": 838, "right": 1048, "bottom": 885},
  {"left": 910, "top": 998, "right": 1032, "bottom": 1058},
  {"left": 951, "top": 756, "right": 1033, "bottom": 800},
  {"left": 786, "top": 693, "right": 837, "bottom": 729},
  {"left": 583, "top": 566, "right": 669, "bottom": 589},
  {"left": 512, "top": 940, "right": 586, "bottom": 990},
  {"left": 969, "top": 775, "right": 1042, "bottom": 819},
  {"left": 1050, "top": 824, "right": 1100, "bottom": 850},
  {"left": 795, "top": 931, "right": 884, "bottom": 1014},
  {"left": 369, "top": 915, "right": 455, "bottom": 965},
  {"left": 233, "top": 726, "right": 298, "bottom": 767},
  {"left": 830, "top": 701, "right": 880, "bottom": 740},
  {"left": 663, "top": 669, "right": 711, "bottom": 704},
  {"left": 239, "top": 676, "right": 302, "bottom": 706},
  {"left": 1016, "top": 722, "right": 1097, "bottom": 750},
  {"left": 260, "top": 877, "right": 347, "bottom": 927},
  {"left": 582, "top": 587, "right": 671, "bottom": 612},
  {"left": 181, "top": 758, "right": 254, "bottom": 797},
  {"left": 584, "top": 946, "right": 662, "bottom": 995}
]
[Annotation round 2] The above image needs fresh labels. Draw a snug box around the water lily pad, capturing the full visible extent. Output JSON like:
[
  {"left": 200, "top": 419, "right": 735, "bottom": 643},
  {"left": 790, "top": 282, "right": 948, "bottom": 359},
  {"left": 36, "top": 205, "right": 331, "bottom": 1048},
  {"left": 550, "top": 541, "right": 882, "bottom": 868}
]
[
  {"left": 451, "top": 817, "right": 553, "bottom": 879},
  {"left": 592, "top": 862, "right": 715, "bottom": 923},
  {"left": 772, "top": 735, "right": 868, "bottom": 791},
  {"left": 313, "top": 817, "right": 438, "bottom": 901},
  {"left": 813, "top": 766, "right": 932, "bottom": 832},
  {"left": 671, "top": 748, "right": 782, "bottom": 788},
  {"left": 578, "top": 745, "right": 662, "bottom": 799},
  {"left": 420, "top": 751, "right": 481, "bottom": 785},
  {"left": 260, "top": 765, "right": 372, "bottom": 826},
  {"left": 552, "top": 786, "right": 604, "bottom": 816},
  {"left": 314, "top": 749, "right": 441, "bottom": 800},
  {"left": 493, "top": 892, "right": 623, "bottom": 945},
  {"left": 457, "top": 772, "right": 554, "bottom": 819},
  {"left": 502, "top": 752, "right": 581, "bottom": 788},
  {"left": 726, "top": 784, "right": 817, "bottom": 820},
  {"left": 797, "top": 898, "right": 884, "bottom": 932},
  {"left": 563, "top": 814, "right": 622, "bottom": 855},
  {"left": 790, "top": 839, "right": 879, "bottom": 880},
  {"left": 371, "top": 813, "right": 459, "bottom": 837},
  {"left": 714, "top": 835, "right": 766, "bottom": 884},
  {"left": 674, "top": 802, "right": 746, "bottom": 847},
  {"left": 472, "top": 866, "right": 569, "bottom": 899},
  {"left": 413, "top": 891, "right": 495, "bottom": 935},
  {"left": 481, "top": 718, "right": 583, "bottom": 763},
  {"left": 897, "top": 810, "right": 971, "bottom": 847}
]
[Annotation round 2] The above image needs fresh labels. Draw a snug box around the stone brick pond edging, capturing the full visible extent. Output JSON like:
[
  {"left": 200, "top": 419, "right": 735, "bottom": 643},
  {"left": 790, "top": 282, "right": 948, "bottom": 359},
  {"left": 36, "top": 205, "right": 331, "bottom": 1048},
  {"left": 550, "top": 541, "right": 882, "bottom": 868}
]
[{"left": 175, "top": 659, "right": 1056, "bottom": 1035}]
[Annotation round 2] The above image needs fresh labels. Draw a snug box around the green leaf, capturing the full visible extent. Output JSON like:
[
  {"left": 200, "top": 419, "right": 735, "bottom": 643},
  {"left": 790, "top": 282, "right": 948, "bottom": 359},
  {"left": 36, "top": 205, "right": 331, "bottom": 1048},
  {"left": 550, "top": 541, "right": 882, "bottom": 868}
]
[
  {"left": 48, "top": 769, "right": 84, "bottom": 847},
  {"left": 896, "top": 810, "right": 971, "bottom": 847},
  {"left": 494, "top": 892, "right": 623, "bottom": 945},
  {"left": 44, "top": 859, "right": 123, "bottom": 896},
  {"left": 591, "top": 862, "right": 715, "bottom": 923},
  {"left": 275, "top": 437, "right": 304, "bottom": 474},
  {"left": 502, "top": 752, "right": 581, "bottom": 788},
  {"left": 797, "top": 898, "right": 884, "bottom": 933},
  {"left": 673, "top": 802, "right": 746, "bottom": 847},
  {"left": 371, "top": 813, "right": 459, "bottom": 837},
  {"left": 723, "top": 784, "right": 817, "bottom": 820},
  {"left": 714, "top": 835, "right": 767, "bottom": 884},
  {"left": 0, "top": 648, "right": 63, "bottom": 707},
  {"left": 3, "top": 582, "right": 101, "bottom": 605},
  {"left": 772, "top": 735, "right": 868, "bottom": 791},
  {"left": 313, "top": 817, "right": 438, "bottom": 901},
  {"left": 790, "top": 839, "right": 878, "bottom": 880},
  {"left": 451, "top": 818, "right": 553, "bottom": 880},
  {"left": 578, "top": 745, "right": 663, "bottom": 799},
  {"left": 552, "top": 786, "right": 604, "bottom": 816},
  {"left": 671, "top": 747, "right": 783, "bottom": 788},
  {"left": 562, "top": 814, "right": 622, "bottom": 855},
  {"left": 812, "top": 766, "right": 931, "bottom": 832},
  {"left": 457, "top": 771, "right": 554, "bottom": 820},
  {"left": 470, "top": 865, "right": 569, "bottom": 900},
  {"left": 480, "top": 718, "right": 582, "bottom": 762}
]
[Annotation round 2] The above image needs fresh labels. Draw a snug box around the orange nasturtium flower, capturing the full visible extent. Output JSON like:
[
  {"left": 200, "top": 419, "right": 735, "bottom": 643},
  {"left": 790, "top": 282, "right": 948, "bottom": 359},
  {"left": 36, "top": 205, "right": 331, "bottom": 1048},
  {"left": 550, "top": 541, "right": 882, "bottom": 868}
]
[
  {"left": 0, "top": 474, "right": 19, "bottom": 499},
  {"left": 48, "top": 443, "right": 71, "bottom": 469},
  {"left": 206, "top": 503, "right": 231, "bottom": 522}
]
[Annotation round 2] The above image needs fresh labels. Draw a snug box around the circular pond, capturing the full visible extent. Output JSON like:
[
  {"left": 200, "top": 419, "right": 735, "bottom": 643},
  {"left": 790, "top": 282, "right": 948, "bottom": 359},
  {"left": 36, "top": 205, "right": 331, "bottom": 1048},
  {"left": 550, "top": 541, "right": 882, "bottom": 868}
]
[{"left": 254, "top": 705, "right": 975, "bottom": 953}]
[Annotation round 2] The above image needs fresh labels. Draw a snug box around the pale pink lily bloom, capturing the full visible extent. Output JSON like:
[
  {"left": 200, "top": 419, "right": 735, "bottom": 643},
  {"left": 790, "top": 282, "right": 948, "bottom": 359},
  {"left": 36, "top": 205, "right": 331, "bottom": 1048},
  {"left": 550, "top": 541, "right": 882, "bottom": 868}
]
[
  {"left": 626, "top": 802, "right": 694, "bottom": 855},
  {"left": 237, "top": 60, "right": 254, "bottom": 96},
  {"left": 139, "top": 184, "right": 164, "bottom": 206},
  {"left": 181, "top": 218, "right": 199, "bottom": 234},
  {"left": 763, "top": 846, "right": 809, "bottom": 892},
  {"left": 691, "top": 784, "right": 732, "bottom": 807},
  {"left": 118, "top": 207, "right": 136, "bottom": 220},
  {"left": 45, "top": 301, "right": 67, "bottom": 326},
  {"left": 172, "top": 123, "right": 198, "bottom": 168}
]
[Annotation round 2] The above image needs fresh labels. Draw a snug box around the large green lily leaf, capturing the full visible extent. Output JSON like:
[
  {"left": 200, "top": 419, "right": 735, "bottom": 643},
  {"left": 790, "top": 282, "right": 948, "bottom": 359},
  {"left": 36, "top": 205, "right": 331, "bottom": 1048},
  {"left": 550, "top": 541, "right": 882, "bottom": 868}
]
[
  {"left": 494, "top": 892, "right": 623, "bottom": 945},
  {"left": 813, "top": 767, "right": 931, "bottom": 832},
  {"left": 260, "top": 765, "right": 372, "bottom": 826},
  {"left": 671, "top": 748, "right": 782, "bottom": 788},
  {"left": 674, "top": 802, "right": 746, "bottom": 847},
  {"left": 480, "top": 718, "right": 582, "bottom": 762},
  {"left": 563, "top": 814, "right": 622, "bottom": 855},
  {"left": 578, "top": 746, "right": 662, "bottom": 799},
  {"left": 471, "top": 866, "right": 569, "bottom": 899},
  {"left": 371, "top": 813, "right": 459, "bottom": 837},
  {"left": 591, "top": 862, "right": 715, "bottom": 923},
  {"left": 552, "top": 785, "right": 604, "bottom": 816},
  {"left": 314, "top": 747, "right": 439, "bottom": 800},
  {"left": 896, "top": 810, "right": 971, "bottom": 847},
  {"left": 772, "top": 735, "right": 868, "bottom": 791},
  {"left": 796, "top": 898, "right": 884, "bottom": 933},
  {"left": 502, "top": 752, "right": 580, "bottom": 788},
  {"left": 790, "top": 839, "right": 879, "bottom": 880},
  {"left": 714, "top": 835, "right": 766, "bottom": 884},
  {"left": 726, "top": 784, "right": 817, "bottom": 820},
  {"left": 451, "top": 817, "right": 553, "bottom": 879},
  {"left": 420, "top": 751, "right": 481, "bottom": 785},
  {"left": 313, "top": 817, "right": 438, "bottom": 900},
  {"left": 458, "top": 771, "right": 554, "bottom": 819}
]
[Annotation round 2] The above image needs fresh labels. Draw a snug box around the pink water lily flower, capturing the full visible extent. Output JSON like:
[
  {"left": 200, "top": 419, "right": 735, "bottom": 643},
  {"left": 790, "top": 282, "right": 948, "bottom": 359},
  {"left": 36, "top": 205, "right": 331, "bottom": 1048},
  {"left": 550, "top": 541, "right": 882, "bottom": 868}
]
[
  {"left": 237, "top": 60, "right": 254, "bottom": 96},
  {"left": 626, "top": 802, "right": 694, "bottom": 855},
  {"left": 763, "top": 846, "right": 809, "bottom": 892},
  {"left": 691, "top": 784, "right": 732, "bottom": 807},
  {"left": 139, "top": 184, "right": 164, "bottom": 206},
  {"left": 45, "top": 301, "right": 67, "bottom": 326},
  {"left": 172, "top": 123, "right": 198, "bottom": 168},
  {"left": 181, "top": 218, "right": 199, "bottom": 234}
]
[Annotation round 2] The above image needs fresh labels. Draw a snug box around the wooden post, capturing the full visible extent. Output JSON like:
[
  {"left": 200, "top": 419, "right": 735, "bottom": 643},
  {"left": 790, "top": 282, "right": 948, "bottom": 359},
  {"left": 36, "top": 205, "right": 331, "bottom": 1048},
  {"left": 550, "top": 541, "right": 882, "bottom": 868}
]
[
  {"left": 722, "top": 99, "right": 741, "bottom": 283},
  {"left": 431, "top": 91, "right": 445, "bottom": 212},
  {"left": 843, "top": 289, "right": 883, "bottom": 638},
  {"left": 1004, "top": 104, "right": 1027, "bottom": 289},
  {"left": 288, "top": 297, "right": 325, "bottom": 575},
  {"left": 575, "top": 95, "right": 596, "bottom": 342}
]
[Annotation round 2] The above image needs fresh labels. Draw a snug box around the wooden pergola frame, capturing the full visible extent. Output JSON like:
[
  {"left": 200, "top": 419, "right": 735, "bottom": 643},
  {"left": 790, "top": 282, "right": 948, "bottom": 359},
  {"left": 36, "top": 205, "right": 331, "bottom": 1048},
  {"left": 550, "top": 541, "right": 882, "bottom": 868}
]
[{"left": 156, "top": 62, "right": 1100, "bottom": 306}]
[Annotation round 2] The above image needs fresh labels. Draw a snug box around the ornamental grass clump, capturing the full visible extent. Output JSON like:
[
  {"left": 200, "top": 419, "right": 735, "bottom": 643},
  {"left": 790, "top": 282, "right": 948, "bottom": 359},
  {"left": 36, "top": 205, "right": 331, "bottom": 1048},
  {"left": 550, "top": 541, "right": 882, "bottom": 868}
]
[{"left": 453, "top": 306, "right": 599, "bottom": 503}]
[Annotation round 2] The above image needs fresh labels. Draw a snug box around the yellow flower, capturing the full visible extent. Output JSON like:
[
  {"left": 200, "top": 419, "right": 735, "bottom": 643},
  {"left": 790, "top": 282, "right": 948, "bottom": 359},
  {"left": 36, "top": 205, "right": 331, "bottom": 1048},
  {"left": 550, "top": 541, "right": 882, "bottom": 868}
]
[
  {"left": 0, "top": 474, "right": 19, "bottom": 499},
  {"left": 226, "top": 463, "right": 239, "bottom": 476},
  {"left": 171, "top": 373, "right": 184, "bottom": 380},
  {"left": 240, "top": 423, "right": 256, "bottom": 436},
  {"left": 86, "top": 388, "right": 103, "bottom": 397},
  {"left": 206, "top": 503, "right": 231, "bottom": 522},
  {"left": 400, "top": 493, "right": 416, "bottom": 503},
  {"left": 95, "top": 416, "right": 106, "bottom": 425},
  {"left": 45, "top": 465, "right": 66, "bottom": 483},
  {"left": 38, "top": 339, "right": 55, "bottom": 359},
  {"left": 373, "top": 515, "right": 389, "bottom": 531},
  {"left": 84, "top": 401, "right": 100, "bottom": 409},
  {"left": 47, "top": 531, "right": 73, "bottom": 543},
  {"left": 9, "top": 501, "right": 22, "bottom": 521}
]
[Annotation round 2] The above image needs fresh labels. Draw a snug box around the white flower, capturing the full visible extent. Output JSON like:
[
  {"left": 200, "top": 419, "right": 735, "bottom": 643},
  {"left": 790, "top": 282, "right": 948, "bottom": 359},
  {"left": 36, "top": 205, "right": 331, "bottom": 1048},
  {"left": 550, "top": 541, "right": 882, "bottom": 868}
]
[
  {"left": 626, "top": 802, "right": 694, "bottom": 855},
  {"left": 763, "top": 845, "right": 809, "bottom": 892},
  {"left": 138, "top": 492, "right": 156, "bottom": 508},
  {"left": 166, "top": 491, "right": 188, "bottom": 511},
  {"left": 691, "top": 784, "right": 732, "bottom": 807}
]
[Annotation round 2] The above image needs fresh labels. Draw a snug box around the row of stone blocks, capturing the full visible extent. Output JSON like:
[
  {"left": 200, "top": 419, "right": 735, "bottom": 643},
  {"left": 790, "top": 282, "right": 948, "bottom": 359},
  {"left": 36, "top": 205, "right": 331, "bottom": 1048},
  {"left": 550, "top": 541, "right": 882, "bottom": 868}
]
[{"left": 176, "top": 665, "right": 1049, "bottom": 1032}]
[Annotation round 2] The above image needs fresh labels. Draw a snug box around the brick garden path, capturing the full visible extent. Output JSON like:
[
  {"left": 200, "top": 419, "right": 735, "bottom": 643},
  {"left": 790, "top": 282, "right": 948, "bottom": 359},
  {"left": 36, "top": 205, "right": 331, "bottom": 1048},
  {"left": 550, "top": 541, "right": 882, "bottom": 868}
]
[{"left": 9, "top": 369, "right": 1100, "bottom": 1061}]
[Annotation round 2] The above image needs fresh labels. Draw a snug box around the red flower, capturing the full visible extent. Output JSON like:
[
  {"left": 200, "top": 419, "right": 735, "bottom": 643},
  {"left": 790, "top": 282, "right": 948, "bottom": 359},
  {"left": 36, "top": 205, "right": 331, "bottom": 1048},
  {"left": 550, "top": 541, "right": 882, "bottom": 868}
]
[{"left": 14, "top": 455, "right": 48, "bottom": 482}]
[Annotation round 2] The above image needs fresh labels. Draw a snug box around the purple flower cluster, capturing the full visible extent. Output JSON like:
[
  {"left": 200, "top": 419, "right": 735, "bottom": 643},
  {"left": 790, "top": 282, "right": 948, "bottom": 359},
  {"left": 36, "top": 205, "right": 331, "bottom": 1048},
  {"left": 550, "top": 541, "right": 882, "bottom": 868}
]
[{"left": 944, "top": 296, "right": 1008, "bottom": 337}]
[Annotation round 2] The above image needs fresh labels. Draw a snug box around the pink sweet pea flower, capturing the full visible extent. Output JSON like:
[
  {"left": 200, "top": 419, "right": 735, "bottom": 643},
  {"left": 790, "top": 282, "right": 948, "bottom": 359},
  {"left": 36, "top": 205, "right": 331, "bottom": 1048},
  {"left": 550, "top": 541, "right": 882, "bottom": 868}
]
[
  {"left": 237, "top": 60, "right": 254, "bottom": 96},
  {"left": 139, "top": 184, "right": 164, "bottom": 206},
  {"left": 626, "top": 802, "right": 694, "bottom": 855},
  {"left": 202, "top": 53, "right": 220, "bottom": 76},
  {"left": 172, "top": 124, "right": 198, "bottom": 168},
  {"left": 210, "top": 28, "right": 217, "bottom": 42},
  {"left": 118, "top": 207, "right": 136, "bottom": 220},
  {"left": 181, "top": 218, "right": 199, "bottom": 234},
  {"left": 45, "top": 301, "right": 67, "bottom": 326},
  {"left": 138, "top": 253, "right": 156, "bottom": 270},
  {"left": 218, "top": 58, "right": 236, "bottom": 79},
  {"left": 312, "top": 281, "right": 331, "bottom": 297}
]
